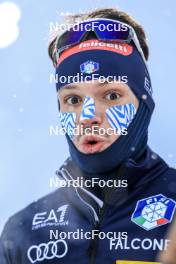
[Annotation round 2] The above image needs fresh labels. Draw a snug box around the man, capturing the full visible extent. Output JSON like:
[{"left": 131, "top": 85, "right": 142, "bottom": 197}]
[{"left": 0, "top": 7, "right": 176, "bottom": 264}]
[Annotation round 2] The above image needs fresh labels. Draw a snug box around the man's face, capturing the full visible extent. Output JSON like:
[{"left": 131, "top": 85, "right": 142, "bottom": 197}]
[{"left": 59, "top": 81, "right": 139, "bottom": 154}]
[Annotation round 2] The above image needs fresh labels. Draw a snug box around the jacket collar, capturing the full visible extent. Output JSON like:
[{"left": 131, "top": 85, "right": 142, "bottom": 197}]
[{"left": 57, "top": 146, "right": 168, "bottom": 222}]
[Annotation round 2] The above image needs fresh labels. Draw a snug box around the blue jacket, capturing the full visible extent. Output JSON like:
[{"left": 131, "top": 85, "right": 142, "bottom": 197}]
[{"left": 0, "top": 147, "right": 176, "bottom": 264}]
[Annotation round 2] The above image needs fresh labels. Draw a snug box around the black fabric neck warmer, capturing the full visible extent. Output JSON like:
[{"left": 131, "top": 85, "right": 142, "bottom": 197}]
[{"left": 66, "top": 100, "right": 151, "bottom": 174}]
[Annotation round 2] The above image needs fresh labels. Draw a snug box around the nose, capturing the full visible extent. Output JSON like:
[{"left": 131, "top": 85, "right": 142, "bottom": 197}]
[
  {"left": 79, "top": 96, "right": 102, "bottom": 127},
  {"left": 80, "top": 115, "right": 102, "bottom": 127}
]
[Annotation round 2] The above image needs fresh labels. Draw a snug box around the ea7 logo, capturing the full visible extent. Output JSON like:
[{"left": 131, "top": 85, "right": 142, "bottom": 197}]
[
  {"left": 27, "top": 239, "right": 68, "bottom": 263},
  {"left": 32, "top": 204, "right": 69, "bottom": 230}
]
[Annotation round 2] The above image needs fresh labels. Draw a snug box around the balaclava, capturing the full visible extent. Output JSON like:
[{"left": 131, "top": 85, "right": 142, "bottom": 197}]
[{"left": 55, "top": 40, "right": 155, "bottom": 174}]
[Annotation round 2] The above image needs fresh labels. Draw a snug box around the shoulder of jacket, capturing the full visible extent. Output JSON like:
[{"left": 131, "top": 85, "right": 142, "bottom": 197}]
[{"left": 1, "top": 186, "right": 70, "bottom": 235}]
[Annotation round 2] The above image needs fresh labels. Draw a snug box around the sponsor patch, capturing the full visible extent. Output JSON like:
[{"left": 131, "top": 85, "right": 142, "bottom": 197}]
[
  {"left": 57, "top": 40, "right": 133, "bottom": 66},
  {"left": 27, "top": 239, "right": 68, "bottom": 263},
  {"left": 32, "top": 204, "right": 69, "bottom": 230},
  {"left": 110, "top": 238, "right": 170, "bottom": 251},
  {"left": 80, "top": 60, "right": 99, "bottom": 74},
  {"left": 131, "top": 194, "right": 176, "bottom": 231}
]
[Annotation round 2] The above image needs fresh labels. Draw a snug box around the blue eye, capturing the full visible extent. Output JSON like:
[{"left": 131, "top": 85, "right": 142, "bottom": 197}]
[
  {"left": 65, "top": 96, "right": 81, "bottom": 105},
  {"left": 105, "top": 92, "right": 120, "bottom": 100}
]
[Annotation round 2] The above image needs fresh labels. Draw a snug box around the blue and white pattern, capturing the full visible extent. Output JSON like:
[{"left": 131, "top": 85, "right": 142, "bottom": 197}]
[
  {"left": 106, "top": 103, "right": 136, "bottom": 133},
  {"left": 80, "top": 97, "right": 95, "bottom": 121},
  {"left": 131, "top": 194, "right": 176, "bottom": 231},
  {"left": 80, "top": 60, "right": 99, "bottom": 74},
  {"left": 59, "top": 112, "right": 76, "bottom": 140}
]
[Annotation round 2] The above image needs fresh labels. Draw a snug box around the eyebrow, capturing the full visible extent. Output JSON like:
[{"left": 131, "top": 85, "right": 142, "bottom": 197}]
[
  {"left": 60, "top": 84, "right": 79, "bottom": 91},
  {"left": 60, "top": 80, "right": 110, "bottom": 90},
  {"left": 59, "top": 80, "right": 123, "bottom": 93}
]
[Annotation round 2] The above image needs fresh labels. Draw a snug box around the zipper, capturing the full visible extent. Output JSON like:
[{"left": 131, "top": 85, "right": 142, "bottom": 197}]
[
  {"left": 89, "top": 163, "right": 127, "bottom": 264},
  {"left": 60, "top": 168, "right": 101, "bottom": 223},
  {"left": 89, "top": 201, "right": 108, "bottom": 264}
]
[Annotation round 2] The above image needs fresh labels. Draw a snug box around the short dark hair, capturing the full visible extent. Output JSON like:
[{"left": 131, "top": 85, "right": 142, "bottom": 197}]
[{"left": 48, "top": 8, "right": 149, "bottom": 66}]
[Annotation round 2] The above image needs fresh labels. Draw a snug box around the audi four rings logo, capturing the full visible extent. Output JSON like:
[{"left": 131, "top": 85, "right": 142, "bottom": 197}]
[{"left": 27, "top": 239, "right": 68, "bottom": 263}]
